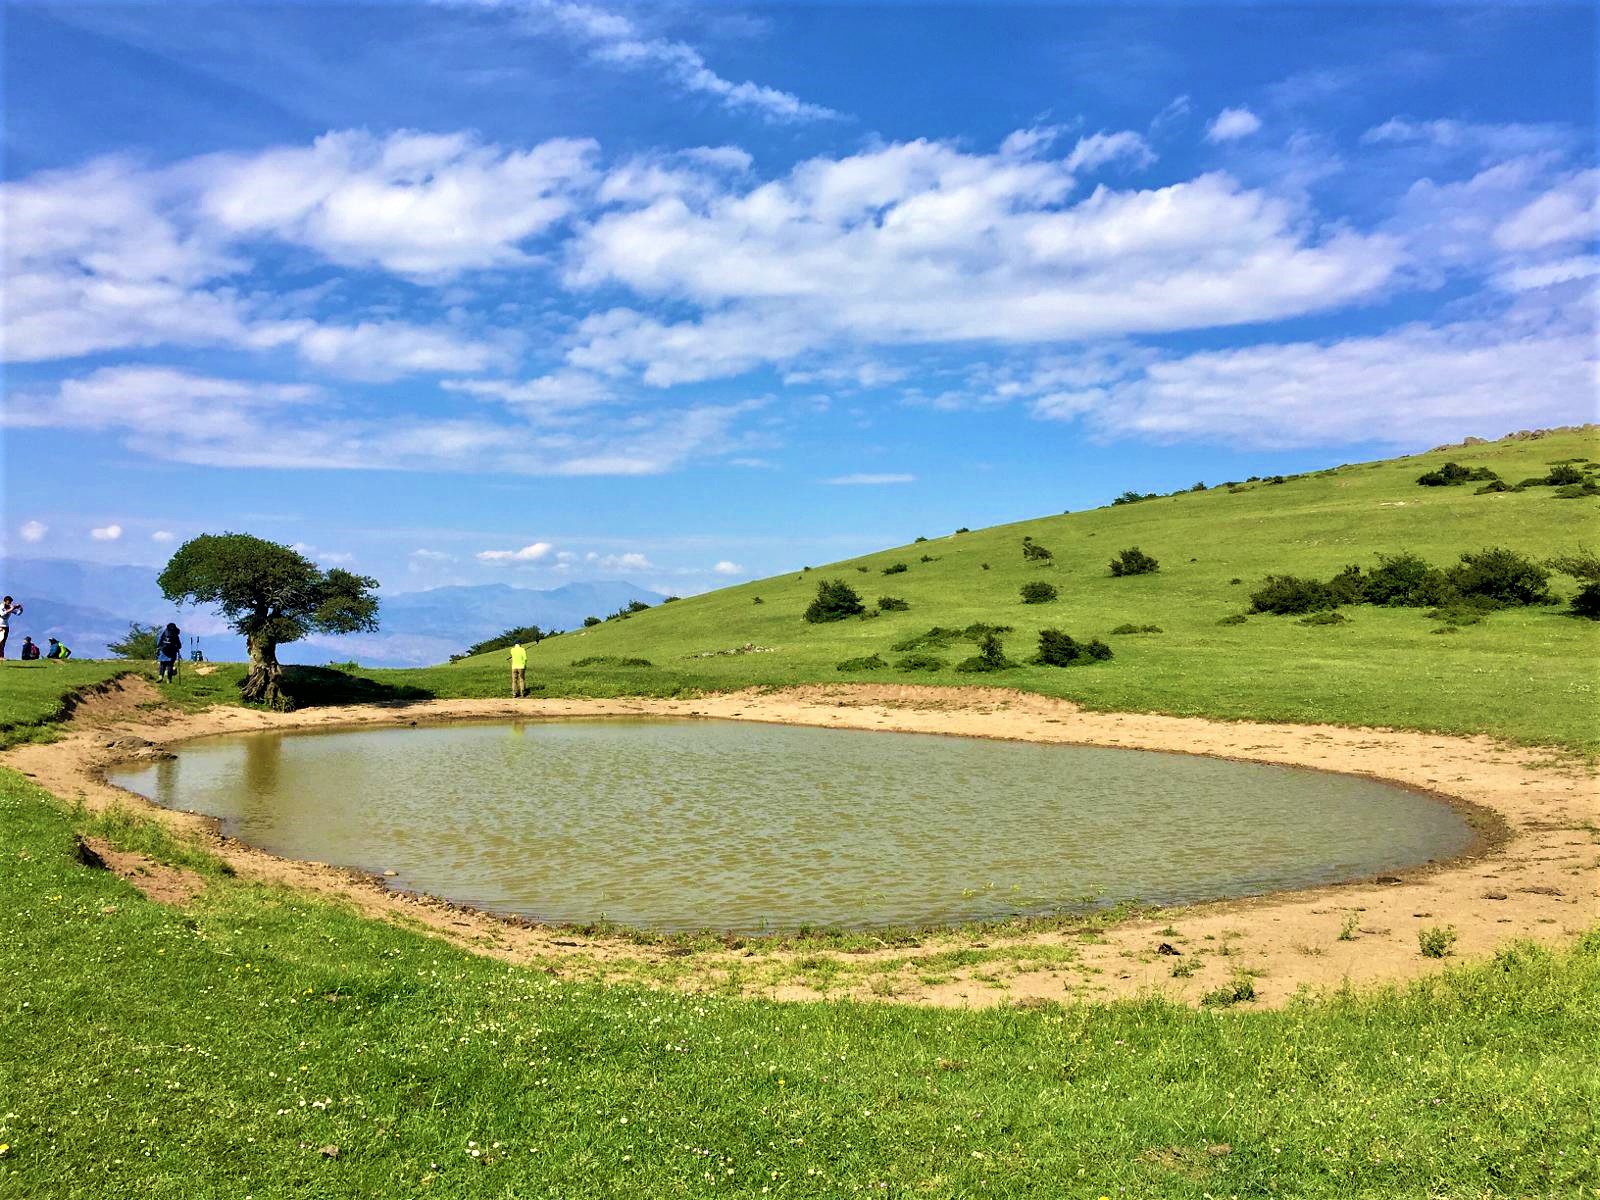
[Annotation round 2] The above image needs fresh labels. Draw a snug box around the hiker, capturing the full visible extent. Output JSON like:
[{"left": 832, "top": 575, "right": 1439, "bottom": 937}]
[
  {"left": 19, "top": 636, "right": 40, "bottom": 660},
  {"left": 508, "top": 640, "right": 527, "bottom": 698},
  {"left": 0, "top": 595, "right": 19, "bottom": 659},
  {"left": 46, "top": 637, "right": 72, "bottom": 660},
  {"left": 156, "top": 622, "right": 182, "bottom": 682}
]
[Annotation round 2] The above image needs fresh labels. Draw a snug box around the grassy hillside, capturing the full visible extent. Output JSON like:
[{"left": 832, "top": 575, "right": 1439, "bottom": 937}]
[{"left": 400, "top": 427, "right": 1600, "bottom": 751}]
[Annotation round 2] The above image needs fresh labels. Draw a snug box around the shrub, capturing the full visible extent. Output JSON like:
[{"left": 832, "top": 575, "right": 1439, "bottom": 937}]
[
  {"left": 1112, "top": 490, "right": 1156, "bottom": 505},
  {"left": 1109, "top": 623, "right": 1161, "bottom": 634},
  {"left": 919, "top": 554, "right": 937, "bottom": 563},
  {"left": 1201, "top": 972, "right": 1257, "bottom": 1006},
  {"left": 835, "top": 654, "right": 888, "bottom": 672},
  {"left": 1475, "top": 479, "right": 1512, "bottom": 494},
  {"left": 1217, "top": 613, "right": 1248, "bottom": 626},
  {"left": 1572, "top": 583, "right": 1600, "bottom": 620},
  {"left": 882, "top": 562, "right": 909, "bottom": 575},
  {"left": 1229, "top": 577, "right": 1242, "bottom": 585},
  {"left": 1446, "top": 547, "right": 1551, "bottom": 607},
  {"left": 803, "top": 578, "right": 866, "bottom": 623},
  {"left": 582, "top": 615, "right": 602, "bottom": 627},
  {"left": 914, "top": 536, "right": 929, "bottom": 543},
  {"left": 892, "top": 627, "right": 963, "bottom": 651},
  {"left": 856, "top": 565, "right": 870, "bottom": 573},
  {"left": 1545, "top": 463, "right": 1586, "bottom": 486},
  {"left": 1298, "top": 610, "right": 1347, "bottom": 626},
  {"left": 895, "top": 652, "right": 945, "bottom": 672},
  {"left": 955, "top": 526, "right": 970, "bottom": 534},
  {"left": 752, "top": 596, "right": 764, "bottom": 605},
  {"left": 570, "top": 656, "right": 653, "bottom": 667},
  {"left": 462, "top": 624, "right": 550, "bottom": 658},
  {"left": 1022, "top": 541, "right": 1054, "bottom": 563},
  {"left": 106, "top": 622, "right": 160, "bottom": 659},
  {"left": 1427, "top": 604, "right": 1487, "bottom": 627},
  {"left": 1417, "top": 462, "right": 1499, "bottom": 486},
  {"left": 954, "top": 633, "right": 1018, "bottom": 673},
  {"left": 876, "top": 595, "right": 910, "bottom": 612},
  {"left": 1033, "top": 629, "right": 1112, "bottom": 667},
  {"left": 1109, "top": 547, "right": 1159, "bottom": 576},
  {"left": 962, "top": 622, "right": 1013, "bottom": 640},
  {"left": 1324, "top": 563, "right": 1368, "bottom": 605},
  {"left": 1418, "top": 925, "right": 1458, "bottom": 958},
  {"left": 1249, "top": 575, "right": 1335, "bottom": 615},
  {"left": 1362, "top": 551, "right": 1452, "bottom": 607},
  {"left": 980, "top": 563, "right": 990, "bottom": 571},
  {"left": 1554, "top": 481, "right": 1600, "bottom": 498},
  {"left": 1020, "top": 581, "right": 1058, "bottom": 604}
]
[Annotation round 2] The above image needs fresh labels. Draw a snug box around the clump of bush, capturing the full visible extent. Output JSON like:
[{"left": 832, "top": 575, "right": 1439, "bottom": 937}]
[
  {"left": 1033, "top": 629, "right": 1112, "bottom": 666},
  {"left": 1418, "top": 925, "right": 1458, "bottom": 958},
  {"left": 803, "top": 579, "right": 866, "bottom": 623},
  {"left": 1110, "top": 623, "right": 1162, "bottom": 634},
  {"left": 1447, "top": 547, "right": 1551, "bottom": 606},
  {"left": 954, "top": 633, "right": 1018, "bottom": 673},
  {"left": 882, "top": 562, "right": 909, "bottom": 575},
  {"left": 1298, "top": 610, "right": 1346, "bottom": 626},
  {"left": 1360, "top": 552, "right": 1452, "bottom": 607},
  {"left": 962, "top": 622, "right": 1013, "bottom": 639},
  {"left": 1020, "top": 581, "right": 1058, "bottom": 604},
  {"left": 1112, "top": 490, "right": 1158, "bottom": 505},
  {"left": 1544, "top": 463, "right": 1587, "bottom": 486},
  {"left": 570, "top": 655, "right": 653, "bottom": 667},
  {"left": 835, "top": 654, "right": 888, "bottom": 672},
  {"left": 1572, "top": 585, "right": 1600, "bottom": 619},
  {"left": 1201, "top": 972, "right": 1257, "bottom": 1007},
  {"left": 1554, "top": 481, "right": 1600, "bottom": 498},
  {"left": 1474, "top": 479, "right": 1512, "bottom": 494},
  {"left": 919, "top": 554, "right": 938, "bottom": 563},
  {"left": 877, "top": 595, "right": 910, "bottom": 612},
  {"left": 1547, "top": 549, "right": 1600, "bottom": 619},
  {"left": 856, "top": 565, "right": 870, "bottom": 573},
  {"left": 892, "top": 623, "right": 1013, "bottom": 652},
  {"left": 1250, "top": 547, "right": 1551, "bottom": 616},
  {"left": 1021, "top": 539, "right": 1054, "bottom": 564},
  {"left": 1217, "top": 613, "right": 1248, "bottom": 626},
  {"left": 1416, "top": 461, "right": 1500, "bottom": 486},
  {"left": 895, "top": 652, "right": 945, "bottom": 672},
  {"left": 582, "top": 615, "right": 602, "bottom": 627},
  {"left": 1109, "top": 547, "right": 1159, "bottom": 576},
  {"left": 1249, "top": 575, "right": 1338, "bottom": 615},
  {"left": 752, "top": 596, "right": 764, "bottom": 605}
]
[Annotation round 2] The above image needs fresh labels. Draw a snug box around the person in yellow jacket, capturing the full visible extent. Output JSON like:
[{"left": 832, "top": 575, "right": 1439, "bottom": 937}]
[{"left": 508, "top": 641, "right": 527, "bottom": 698}]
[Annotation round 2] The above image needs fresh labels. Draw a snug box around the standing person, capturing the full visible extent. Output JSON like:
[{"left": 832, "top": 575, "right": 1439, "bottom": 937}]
[
  {"left": 46, "top": 637, "right": 72, "bottom": 660},
  {"left": 0, "top": 596, "right": 19, "bottom": 659},
  {"left": 508, "top": 640, "right": 527, "bottom": 698},
  {"left": 156, "top": 622, "right": 182, "bottom": 682}
]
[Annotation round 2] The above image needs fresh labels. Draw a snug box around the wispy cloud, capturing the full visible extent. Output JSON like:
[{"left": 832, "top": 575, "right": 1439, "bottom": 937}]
[
  {"left": 476, "top": 541, "right": 553, "bottom": 562},
  {"left": 823, "top": 473, "right": 916, "bottom": 486}
]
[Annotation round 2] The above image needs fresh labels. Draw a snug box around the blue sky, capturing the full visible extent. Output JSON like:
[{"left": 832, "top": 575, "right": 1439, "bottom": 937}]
[{"left": 3, "top": 0, "right": 1595, "bottom": 596}]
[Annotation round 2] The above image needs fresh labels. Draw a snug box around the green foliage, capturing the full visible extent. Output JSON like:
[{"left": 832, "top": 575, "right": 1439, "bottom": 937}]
[
  {"left": 1361, "top": 552, "right": 1452, "bottom": 607},
  {"left": 1446, "top": 547, "right": 1552, "bottom": 607},
  {"left": 606, "top": 599, "right": 653, "bottom": 621},
  {"left": 1571, "top": 583, "right": 1600, "bottom": 620},
  {"left": 1250, "top": 575, "right": 1337, "bottom": 615},
  {"left": 1021, "top": 541, "right": 1054, "bottom": 563},
  {"left": 1475, "top": 479, "right": 1512, "bottom": 494},
  {"left": 803, "top": 579, "right": 866, "bottom": 623},
  {"left": 919, "top": 554, "right": 937, "bottom": 563},
  {"left": 1298, "top": 610, "right": 1347, "bottom": 626},
  {"left": 1553, "top": 481, "right": 1600, "bottom": 498},
  {"left": 881, "top": 562, "right": 909, "bottom": 575},
  {"left": 106, "top": 622, "right": 159, "bottom": 660},
  {"left": 894, "top": 652, "right": 945, "bottom": 671},
  {"left": 1545, "top": 463, "right": 1586, "bottom": 486},
  {"left": 583, "top": 615, "right": 602, "bottom": 627},
  {"left": 460, "top": 625, "right": 549, "bottom": 660},
  {"left": 1112, "top": 490, "right": 1157, "bottom": 505},
  {"left": 1201, "top": 972, "right": 1258, "bottom": 1006},
  {"left": 953, "top": 632, "right": 1017, "bottom": 673},
  {"left": 1416, "top": 462, "right": 1500, "bottom": 486},
  {"left": 835, "top": 654, "right": 888, "bottom": 672},
  {"left": 1033, "top": 629, "right": 1113, "bottom": 666},
  {"left": 1419, "top": 925, "right": 1459, "bottom": 958},
  {"left": 1019, "top": 581, "right": 1058, "bottom": 604},
  {"left": 1109, "top": 623, "right": 1162, "bottom": 634},
  {"left": 569, "top": 656, "right": 654, "bottom": 668},
  {"left": 1216, "top": 613, "right": 1248, "bottom": 626},
  {"left": 876, "top": 596, "right": 910, "bottom": 612},
  {"left": 1109, "top": 547, "right": 1160, "bottom": 576}
]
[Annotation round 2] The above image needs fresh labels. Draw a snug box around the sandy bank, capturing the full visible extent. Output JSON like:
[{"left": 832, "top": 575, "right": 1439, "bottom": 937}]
[{"left": 7, "top": 679, "right": 1596, "bottom": 1008}]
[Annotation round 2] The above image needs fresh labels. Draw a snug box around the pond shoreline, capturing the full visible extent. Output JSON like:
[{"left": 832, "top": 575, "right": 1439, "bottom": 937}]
[{"left": 7, "top": 678, "right": 1596, "bottom": 1007}]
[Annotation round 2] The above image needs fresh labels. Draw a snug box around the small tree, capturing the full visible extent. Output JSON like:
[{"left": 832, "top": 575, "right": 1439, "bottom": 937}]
[
  {"left": 1109, "top": 547, "right": 1159, "bottom": 576},
  {"left": 107, "top": 622, "right": 159, "bottom": 660},
  {"left": 803, "top": 578, "right": 865, "bottom": 623},
  {"left": 1022, "top": 541, "right": 1054, "bottom": 563},
  {"left": 1446, "top": 547, "right": 1551, "bottom": 607},
  {"left": 1020, "top": 581, "right": 1058, "bottom": 604},
  {"left": 158, "top": 534, "right": 379, "bottom": 707}
]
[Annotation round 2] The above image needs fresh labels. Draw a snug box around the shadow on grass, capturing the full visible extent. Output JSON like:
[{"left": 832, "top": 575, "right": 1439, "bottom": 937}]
[{"left": 280, "top": 665, "right": 435, "bottom": 708}]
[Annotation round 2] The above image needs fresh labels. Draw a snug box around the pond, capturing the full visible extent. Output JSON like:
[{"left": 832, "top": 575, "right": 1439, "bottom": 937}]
[{"left": 108, "top": 718, "right": 1476, "bottom": 934}]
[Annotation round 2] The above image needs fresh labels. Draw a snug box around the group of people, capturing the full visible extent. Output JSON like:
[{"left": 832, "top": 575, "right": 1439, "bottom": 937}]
[
  {"left": 0, "top": 596, "right": 70, "bottom": 661},
  {"left": 0, "top": 596, "right": 182, "bottom": 678}
]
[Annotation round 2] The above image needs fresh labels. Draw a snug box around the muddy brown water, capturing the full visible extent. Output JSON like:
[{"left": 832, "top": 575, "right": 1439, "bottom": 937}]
[{"left": 108, "top": 717, "right": 1475, "bottom": 934}]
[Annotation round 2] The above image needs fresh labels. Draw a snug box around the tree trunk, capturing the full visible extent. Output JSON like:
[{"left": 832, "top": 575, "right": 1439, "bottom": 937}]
[{"left": 240, "top": 633, "right": 284, "bottom": 708}]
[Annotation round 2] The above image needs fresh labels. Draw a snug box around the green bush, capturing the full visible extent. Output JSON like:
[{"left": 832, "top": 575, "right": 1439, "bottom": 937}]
[
  {"left": 1109, "top": 623, "right": 1162, "bottom": 634},
  {"left": 1553, "top": 481, "right": 1600, "bottom": 498},
  {"left": 1446, "top": 547, "right": 1552, "bottom": 607},
  {"left": 919, "top": 554, "right": 938, "bottom": 563},
  {"left": 1109, "top": 546, "right": 1159, "bottom": 576},
  {"left": 803, "top": 579, "right": 867, "bottom": 623},
  {"left": 1033, "top": 629, "right": 1113, "bottom": 667},
  {"left": 1022, "top": 541, "right": 1054, "bottom": 563},
  {"left": 1249, "top": 575, "right": 1336, "bottom": 614},
  {"left": 1571, "top": 583, "right": 1600, "bottom": 620},
  {"left": 1020, "top": 581, "right": 1058, "bottom": 604},
  {"left": 1417, "top": 462, "right": 1499, "bottom": 486},
  {"left": 1217, "top": 613, "right": 1248, "bottom": 626},
  {"left": 570, "top": 656, "right": 653, "bottom": 668},
  {"left": 962, "top": 622, "right": 1013, "bottom": 639},
  {"left": 1298, "top": 610, "right": 1347, "bottom": 626},
  {"left": 752, "top": 596, "right": 764, "bottom": 605},
  {"left": 1201, "top": 973, "right": 1257, "bottom": 1006},
  {"left": 1545, "top": 463, "right": 1586, "bottom": 486},
  {"left": 582, "top": 615, "right": 602, "bottom": 627},
  {"left": 954, "top": 633, "right": 1018, "bottom": 673},
  {"left": 895, "top": 652, "right": 945, "bottom": 672},
  {"left": 877, "top": 596, "right": 910, "bottom": 612},
  {"left": 461, "top": 624, "right": 549, "bottom": 659},
  {"left": 106, "top": 622, "right": 159, "bottom": 659},
  {"left": 1418, "top": 925, "right": 1458, "bottom": 958},
  {"left": 882, "top": 562, "right": 909, "bottom": 575},
  {"left": 835, "top": 654, "right": 888, "bottom": 672},
  {"left": 1475, "top": 479, "right": 1512, "bottom": 494},
  {"left": 892, "top": 627, "right": 963, "bottom": 651},
  {"left": 1361, "top": 551, "right": 1452, "bottom": 607}
]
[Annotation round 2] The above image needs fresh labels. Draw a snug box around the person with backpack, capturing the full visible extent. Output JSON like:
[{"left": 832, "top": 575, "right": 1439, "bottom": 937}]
[
  {"left": 156, "top": 622, "right": 182, "bottom": 682},
  {"left": 46, "top": 637, "right": 72, "bottom": 660},
  {"left": 19, "top": 636, "right": 40, "bottom": 660}
]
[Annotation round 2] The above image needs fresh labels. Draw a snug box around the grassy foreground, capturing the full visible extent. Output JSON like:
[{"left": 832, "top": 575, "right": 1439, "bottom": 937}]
[
  {"left": 399, "top": 428, "right": 1596, "bottom": 751},
  {"left": 3, "top": 773, "right": 1597, "bottom": 1199}
]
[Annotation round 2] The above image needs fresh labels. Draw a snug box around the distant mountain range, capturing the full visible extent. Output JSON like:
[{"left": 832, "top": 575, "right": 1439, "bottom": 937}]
[{"left": 0, "top": 558, "right": 666, "bottom": 667}]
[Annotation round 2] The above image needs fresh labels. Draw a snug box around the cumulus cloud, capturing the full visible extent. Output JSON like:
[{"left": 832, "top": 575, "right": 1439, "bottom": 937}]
[
  {"left": 1205, "top": 107, "right": 1262, "bottom": 142},
  {"left": 151, "top": 530, "right": 176, "bottom": 543},
  {"left": 589, "top": 551, "right": 653, "bottom": 572},
  {"left": 476, "top": 541, "right": 553, "bottom": 562},
  {"left": 823, "top": 473, "right": 916, "bottom": 485},
  {"left": 711, "top": 560, "right": 743, "bottom": 575},
  {"left": 91, "top": 524, "right": 124, "bottom": 541},
  {"left": 19, "top": 520, "right": 47, "bottom": 543}
]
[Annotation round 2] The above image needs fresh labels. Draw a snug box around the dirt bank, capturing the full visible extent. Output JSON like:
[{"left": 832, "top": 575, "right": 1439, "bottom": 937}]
[{"left": 7, "top": 678, "right": 1596, "bottom": 1008}]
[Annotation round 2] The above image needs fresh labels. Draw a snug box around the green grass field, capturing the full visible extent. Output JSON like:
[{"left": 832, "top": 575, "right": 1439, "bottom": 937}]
[{"left": 4, "top": 428, "right": 1599, "bottom": 1197}]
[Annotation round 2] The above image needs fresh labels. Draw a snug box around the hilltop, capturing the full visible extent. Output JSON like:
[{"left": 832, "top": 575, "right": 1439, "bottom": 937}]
[{"left": 408, "top": 427, "right": 1600, "bottom": 751}]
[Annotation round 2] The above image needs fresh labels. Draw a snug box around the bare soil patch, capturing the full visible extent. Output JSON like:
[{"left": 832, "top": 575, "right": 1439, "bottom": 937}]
[
  {"left": 75, "top": 833, "right": 206, "bottom": 905},
  {"left": 7, "top": 679, "right": 1596, "bottom": 1008}
]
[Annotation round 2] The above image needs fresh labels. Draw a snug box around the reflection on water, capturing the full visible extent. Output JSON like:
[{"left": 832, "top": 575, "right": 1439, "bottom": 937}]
[{"left": 110, "top": 718, "right": 1474, "bottom": 934}]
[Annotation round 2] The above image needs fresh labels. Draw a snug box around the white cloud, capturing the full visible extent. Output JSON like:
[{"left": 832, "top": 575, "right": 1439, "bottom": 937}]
[
  {"left": 461, "top": 0, "right": 838, "bottom": 123},
  {"left": 1205, "top": 107, "right": 1262, "bottom": 143},
  {"left": 275, "top": 320, "right": 515, "bottom": 380},
  {"left": 1360, "top": 118, "right": 1574, "bottom": 160},
  {"left": 90, "top": 524, "right": 124, "bottom": 541},
  {"left": 823, "top": 473, "right": 916, "bottom": 486},
  {"left": 476, "top": 542, "right": 554, "bottom": 562},
  {"left": 595, "top": 551, "right": 653, "bottom": 572},
  {"left": 711, "top": 560, "right": 743, "bottom": 575},
  {"left": 410, "top": 548, "right": 454, "bottom": 561},
  {"left": 1064, "top": 131, "right": 1155, "bottom": 172},
  {"left": 151, "top": 530, "right": 176, "bottom": 543},
  {"left": 1493, "top": 169, "right": 1599, "bottom": 252},
  {"left": 19, "top": 520, "right": 47, "bottom": 543}
]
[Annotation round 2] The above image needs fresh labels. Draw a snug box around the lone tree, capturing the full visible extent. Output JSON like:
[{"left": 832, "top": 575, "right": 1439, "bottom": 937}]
[
  {"left": 158, "top": 534, "right": 379, "bottom": 707},
  {"left": 106, "top": 622, "right": 160, "bottom": 660}
]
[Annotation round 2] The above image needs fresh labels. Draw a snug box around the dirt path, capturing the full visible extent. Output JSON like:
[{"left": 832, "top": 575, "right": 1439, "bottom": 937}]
[{"left": 7, "top": 679, "right": 1596, "bottom": 1008}]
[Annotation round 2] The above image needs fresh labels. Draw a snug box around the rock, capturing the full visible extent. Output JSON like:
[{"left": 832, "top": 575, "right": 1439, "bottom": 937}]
[
  {"left": 318, "top": 1144, "right": 340, "bottom": 1159},
  {"left": 73, "top": 835, "right": 109, "bottom": 871},
  {"left": 382, "top": 869, "right": 398, "bottom": 878},
  {"left": 1375, "top": 875, "right": 1403, "bottom": 884},
  {"left": 1481, "top": 890, "right": 1508, "bottom": 900},
  {"left": 1156, "top": 942, "right": 1181, "bottom": 956},
  {"left": 1518, "top": 885, "right": 1562, "bottom": 896}
]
